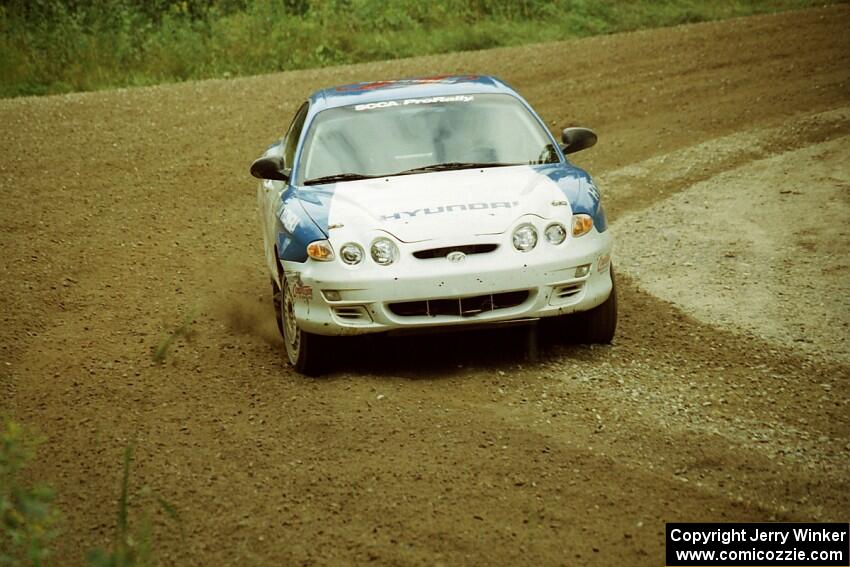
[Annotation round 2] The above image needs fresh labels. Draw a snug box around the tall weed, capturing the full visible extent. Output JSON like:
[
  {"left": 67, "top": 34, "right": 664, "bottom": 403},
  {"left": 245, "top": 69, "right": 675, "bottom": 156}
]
[{"left": 87, "top": 445, "right": 182, "bottom": 567}]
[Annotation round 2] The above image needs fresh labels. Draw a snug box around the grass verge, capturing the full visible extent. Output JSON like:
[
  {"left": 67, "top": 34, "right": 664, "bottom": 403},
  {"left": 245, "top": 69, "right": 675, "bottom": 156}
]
[{"left": 0, "top": 0, "right": 839, "bottom": 98}]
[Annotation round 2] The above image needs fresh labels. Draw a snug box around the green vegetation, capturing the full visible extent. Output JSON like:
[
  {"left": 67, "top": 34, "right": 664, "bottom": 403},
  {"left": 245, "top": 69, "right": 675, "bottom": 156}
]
[
  {"left": 0, "top": 0, "right": 837, "bottom": 97},
  {"left": 87, "top": 445, "right": 181, "bottom": 567},
  {"left": 1, "top": 417, "right": 179, "bottom": 566},
  {"left": 0, "top": 419, "right": 58, "bottom": 566},
  {"left": 153, "top": 309, "right": 197, "bottom": 363}
]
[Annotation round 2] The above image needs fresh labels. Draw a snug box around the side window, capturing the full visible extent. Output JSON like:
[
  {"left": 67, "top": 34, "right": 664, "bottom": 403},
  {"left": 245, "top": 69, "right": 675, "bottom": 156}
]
[{"left": 283, "top": 102, "right": 309, "bottom": 170}]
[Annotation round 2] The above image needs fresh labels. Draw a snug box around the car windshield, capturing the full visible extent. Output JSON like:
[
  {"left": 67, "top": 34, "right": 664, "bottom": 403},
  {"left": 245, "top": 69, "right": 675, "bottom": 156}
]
[{"left": 298, "top": 93, "right": 559, "bottom": 184}]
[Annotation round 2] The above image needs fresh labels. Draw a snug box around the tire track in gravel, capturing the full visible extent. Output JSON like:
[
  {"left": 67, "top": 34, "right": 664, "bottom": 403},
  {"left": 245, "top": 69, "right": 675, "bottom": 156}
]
[
  {"left": 611, "top": 110, "right": 850, "bottom": 363},
  {"left": 1, "top": 5, "right": 849, "bottom": 566}
]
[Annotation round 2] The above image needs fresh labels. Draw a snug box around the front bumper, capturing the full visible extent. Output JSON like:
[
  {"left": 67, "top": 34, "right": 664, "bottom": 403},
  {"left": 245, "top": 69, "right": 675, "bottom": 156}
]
[{"left": 282, "top": 229, "right": 614, "bottom": 336}]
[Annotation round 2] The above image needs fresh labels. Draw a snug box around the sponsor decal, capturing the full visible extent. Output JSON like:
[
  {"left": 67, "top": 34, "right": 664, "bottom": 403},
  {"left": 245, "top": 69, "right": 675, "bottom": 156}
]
[
  {"left": 380, "top": 201, "right": 520, "bottom": 222},
  {"left": 285, "top": 272, "right": 313, "bottom": 300},
  {"left": 355, "top": 95, "right": 474, "bottom": 111},
  {"left": 281, "top": 206, "right": 300, "bottom": 233},
  {"left": 293, "top": 285, "right": 313, "bottom": 300}
]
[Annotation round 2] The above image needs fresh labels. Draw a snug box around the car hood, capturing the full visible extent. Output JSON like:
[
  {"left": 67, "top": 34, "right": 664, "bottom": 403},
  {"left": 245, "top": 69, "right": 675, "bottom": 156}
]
[{"left": 296, "top": 165, "right": 580, "bottom": 243}]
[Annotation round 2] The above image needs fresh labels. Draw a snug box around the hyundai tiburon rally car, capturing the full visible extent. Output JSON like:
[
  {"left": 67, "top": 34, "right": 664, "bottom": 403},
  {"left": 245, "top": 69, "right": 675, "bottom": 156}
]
[{"left": 251, "top": 75, "right": 615, "bottom": 374}]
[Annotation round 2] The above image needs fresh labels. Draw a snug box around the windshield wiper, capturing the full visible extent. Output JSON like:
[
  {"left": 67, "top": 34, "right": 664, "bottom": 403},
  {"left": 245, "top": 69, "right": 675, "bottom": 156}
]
[
  {"left": 392, "top": 162, "right": 519, "bottom": 176},
  {"left": 304, "top": 162, "right": 519, "bottom": 185},
  {"left": 303, "top": 173, "right": 379, "bottom": 186}
]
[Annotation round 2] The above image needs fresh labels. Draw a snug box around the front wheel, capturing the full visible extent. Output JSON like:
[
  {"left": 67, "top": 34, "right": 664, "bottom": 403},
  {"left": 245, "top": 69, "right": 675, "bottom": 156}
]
[
  {"left": 281, "top": 278, "right": 327, "bottom": 376},
  {"left": 576, "top": 267, "right": 618, "bottom": 344}
]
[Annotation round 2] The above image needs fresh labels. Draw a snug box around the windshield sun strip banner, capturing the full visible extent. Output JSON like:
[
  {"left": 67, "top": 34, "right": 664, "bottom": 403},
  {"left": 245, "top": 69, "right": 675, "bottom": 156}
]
[{"left": 354, "top": 95, "right": 475, "bottom": 111}]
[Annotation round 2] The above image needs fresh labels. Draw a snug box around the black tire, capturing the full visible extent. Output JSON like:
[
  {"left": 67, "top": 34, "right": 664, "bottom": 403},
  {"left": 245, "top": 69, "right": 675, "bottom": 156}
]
[
  {"left": 577, "top": 267, "right": 618, "bottom": 344},
  {"left": 524, "top": 322, "right": 540, "bottom": 363},
  {"left": 280, "top": 277, "right": 327, "bottom": 376},
  {"left": 271, "top": 278, "right": 284, "bottom": 339}
]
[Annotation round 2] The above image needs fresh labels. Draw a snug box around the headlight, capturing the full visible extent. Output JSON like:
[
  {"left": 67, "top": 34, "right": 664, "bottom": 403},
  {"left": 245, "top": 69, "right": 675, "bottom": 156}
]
[
  {"left": 340, "top": 243, "right": 364, "bottom": 265},
  {"left": 370, "top": 237, "right": 399, "bottom": 265},
  {"left": 544, "top": 223, "right": 567, "bottom": 245},
  {"left": 512, "top": 224, "right": 538, "bottom": 252},
  {"left": 306, "top": 239, "right": 334, "bottom": 261},
  {"left": 571, "top": 214, "right": 594, "bottom": 237}
]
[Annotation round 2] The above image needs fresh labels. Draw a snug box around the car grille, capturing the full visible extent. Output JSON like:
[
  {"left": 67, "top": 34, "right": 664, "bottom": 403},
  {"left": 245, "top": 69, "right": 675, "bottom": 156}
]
[
  {"left": 388, "top": 290, "right": 529, "bottom": 318},
  {"left": 412, "top": 244, "right": 498, "bottom": 260}
]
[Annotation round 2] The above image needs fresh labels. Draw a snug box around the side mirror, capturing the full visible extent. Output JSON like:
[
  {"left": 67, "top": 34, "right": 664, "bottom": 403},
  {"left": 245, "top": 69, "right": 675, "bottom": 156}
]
[
  {"left": 250, "top": 155, "right": 289, "bottom": 182},
  {"left": 560, "top": 127, "right": 598, "bottom": 155}
]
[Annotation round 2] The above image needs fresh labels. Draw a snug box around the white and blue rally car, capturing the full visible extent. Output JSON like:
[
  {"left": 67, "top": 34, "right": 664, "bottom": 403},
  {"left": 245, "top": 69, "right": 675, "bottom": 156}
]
[{"left": 251, "top": 75, "right": 615, "bottom": 374}]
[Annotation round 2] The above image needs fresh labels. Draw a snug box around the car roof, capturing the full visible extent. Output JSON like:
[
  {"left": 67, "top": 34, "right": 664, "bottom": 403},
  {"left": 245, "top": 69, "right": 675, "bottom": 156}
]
[{"left": 307, "top": 74, "right": 518, "bottom": 111}]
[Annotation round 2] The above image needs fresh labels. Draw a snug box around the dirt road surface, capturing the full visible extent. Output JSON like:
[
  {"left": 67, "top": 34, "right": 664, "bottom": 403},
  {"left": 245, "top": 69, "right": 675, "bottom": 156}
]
[{"left": 2, "top": 6, "right": 849, "bottom": 565}]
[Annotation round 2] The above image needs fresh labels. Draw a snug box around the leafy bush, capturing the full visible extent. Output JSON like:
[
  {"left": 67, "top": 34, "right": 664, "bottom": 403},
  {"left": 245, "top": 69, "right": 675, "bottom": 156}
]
[{"left": 0, "top": 418, "right": 58, "bottom": 567}]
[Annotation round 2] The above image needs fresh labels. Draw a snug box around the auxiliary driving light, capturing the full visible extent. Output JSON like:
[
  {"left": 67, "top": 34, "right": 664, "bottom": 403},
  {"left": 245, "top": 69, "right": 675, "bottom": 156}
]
[
  {"left": 512, "top": 224, "right": 538, "bottom": 252},
  {"left": 544, "top": 223, "right": 567, "bottom": 245},
  {"left": 340, "top": 243, "right": 364, "bottom": 265},
  {"left": 371, "top": 237, "right": 399, "bottom": 265}
]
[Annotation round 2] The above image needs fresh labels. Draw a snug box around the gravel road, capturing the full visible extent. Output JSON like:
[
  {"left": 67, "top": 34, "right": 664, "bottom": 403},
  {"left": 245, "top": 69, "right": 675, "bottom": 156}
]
[{"left": 1, "top": 6, "right": 849, "bottom": 565}]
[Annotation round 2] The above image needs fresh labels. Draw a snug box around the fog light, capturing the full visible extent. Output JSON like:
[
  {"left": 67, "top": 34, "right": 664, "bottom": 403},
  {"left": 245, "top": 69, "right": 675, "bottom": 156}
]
[
  {"left": 575, "top": 264, "right": 591, "bottom": 277},
  {"left": 323, "top": 290, "right": 341, "bottom": 301},
  {"left": 340, "top": 243, "right": 364, "bottom": 265},
  {"left": 597, "top": 253, "right": 611, "bottom": 273}
]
